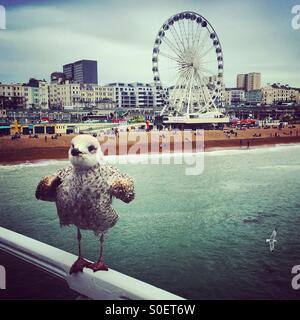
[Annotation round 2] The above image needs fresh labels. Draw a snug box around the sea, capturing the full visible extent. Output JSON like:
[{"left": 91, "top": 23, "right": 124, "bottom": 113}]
[{"left": 1, "top": 144, "right": 300, "bottom": 299}]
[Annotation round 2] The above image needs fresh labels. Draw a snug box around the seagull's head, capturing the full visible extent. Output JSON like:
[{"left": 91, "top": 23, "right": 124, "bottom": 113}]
[{"left": 69, "top": 134, "right": 104, "bottom": 170}]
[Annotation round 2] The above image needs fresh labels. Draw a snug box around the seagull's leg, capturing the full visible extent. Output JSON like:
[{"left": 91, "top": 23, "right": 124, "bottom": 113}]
[
  {"left": 69, "top": 228, "right": 92, "bottom": 274},
  {"left": 88, "top": 233, "right": 108, "bottom": 272}
]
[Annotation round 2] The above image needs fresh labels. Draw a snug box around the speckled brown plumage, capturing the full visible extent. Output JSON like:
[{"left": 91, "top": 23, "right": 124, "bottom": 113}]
[{"left": 36, "top": 163, "right": 135, "bottom": 235}]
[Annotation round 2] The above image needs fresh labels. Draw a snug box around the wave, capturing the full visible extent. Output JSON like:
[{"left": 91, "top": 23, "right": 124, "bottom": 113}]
[
  {"left": 0, "top": 153, "right": 204, "bottom": 170},
  {"left": 258, "top": 164, "right": 300, "bottom": 170},
  {"left": 0, "top": 159, "right": 68, "bottom": 170},
  {"left": 205, "top": 143, "right": 300, "bottom": 157}
]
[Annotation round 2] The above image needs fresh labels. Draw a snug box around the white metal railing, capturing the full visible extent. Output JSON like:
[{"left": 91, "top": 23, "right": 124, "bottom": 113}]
[{"left": 0, "top": 227, "right": 184, "bottom": 300}]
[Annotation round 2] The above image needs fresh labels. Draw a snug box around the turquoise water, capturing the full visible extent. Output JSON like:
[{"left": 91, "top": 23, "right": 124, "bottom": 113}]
[{"left": 1, "top": 145, "right": 300, "bottom": 299}]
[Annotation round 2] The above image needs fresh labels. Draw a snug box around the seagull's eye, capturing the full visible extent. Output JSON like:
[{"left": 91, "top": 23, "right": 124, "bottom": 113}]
[{"left": 88, "top": 145, "right": 96, "bottom": 153}]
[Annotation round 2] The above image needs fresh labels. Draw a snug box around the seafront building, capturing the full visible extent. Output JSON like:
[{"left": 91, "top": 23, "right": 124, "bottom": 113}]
[
  {"left": 107, "top": 82, "right": 165, "bottom": 109},
  {"left": 1, "top": 66, "right": 300, "bottom": 128},
  {"left": 0, "top": 83, "right": 25, "bottom": 109},
  {"left": 48, "top": 82, "right": 81, "bottom": 109},
  {"left": 245, "top": 90, "right": 263, "bottom": 105},
  {"left": 1, "top": 80, "right": 164, "bottom": 111},
  {"left": 79, "top": 84, "right": 115, "bottom": 109},
  {"left": 0, "top": 79, "right": 49, "bottom": 110},
  {"left": 262, "top": 84, "right": 300, "bottom": 105},
  {"left": 225, "top": 88, "right": 246, "bottom": 106}
]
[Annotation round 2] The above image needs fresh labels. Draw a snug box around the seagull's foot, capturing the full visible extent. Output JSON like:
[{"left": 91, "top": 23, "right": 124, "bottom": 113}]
[
  {"left": 88, "top": 257, "right": 108, "bottom": 272},
  {"left": 69, "top": 257, "right": 92, "bottom": 274}
]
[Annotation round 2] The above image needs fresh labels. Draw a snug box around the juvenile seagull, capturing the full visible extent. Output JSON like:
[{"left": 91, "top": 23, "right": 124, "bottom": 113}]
[
  {"left": 266, "top": 228, "right": 277, "bottom": 252},
  {"left": 36, "top": 134, "right": 135, "bottom": 273}
]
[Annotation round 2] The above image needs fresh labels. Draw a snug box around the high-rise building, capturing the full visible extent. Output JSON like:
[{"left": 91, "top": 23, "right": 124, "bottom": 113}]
[
  {"left": 237, "top": 72, "right": 261, "bottom": 91},
  {"left": 63, "top": 60, "right": 98, "bottom": 84},
  {"left": 62, "top": 63, "right": 74, "bottom": 81},
  {"left": 237, "top": 74, "right": 246, "bottom": 89},
  {"left": 246, "top": 73, "right": 261, "bottom": 91}
]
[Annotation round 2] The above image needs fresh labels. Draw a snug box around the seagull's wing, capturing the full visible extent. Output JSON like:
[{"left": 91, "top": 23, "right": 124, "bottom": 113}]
[
  {"left": 270, "top": 230, "right": 277, "bottom": 241},
  {"left": 106, "top": 165, "right": 135, "bottom": 204},
  {"left": 35, "top": 166, "right": 72, "bottom": 202},
  {"left": 35, "top": 175, "right": 62, "bottom": 202}
]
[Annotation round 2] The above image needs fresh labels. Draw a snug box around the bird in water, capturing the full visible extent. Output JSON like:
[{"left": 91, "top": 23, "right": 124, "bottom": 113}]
[
  {"left": 266, "top": 228, "right": 277, "bottom": 252},
  {"left": 35, "top": 134, "right": 135, "bottom": 274}
]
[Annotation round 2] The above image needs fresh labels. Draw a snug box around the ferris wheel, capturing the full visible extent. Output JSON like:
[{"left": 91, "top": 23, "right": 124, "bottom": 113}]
[{"left": 152, "top": 11, "right": 224, "bottom": 116}]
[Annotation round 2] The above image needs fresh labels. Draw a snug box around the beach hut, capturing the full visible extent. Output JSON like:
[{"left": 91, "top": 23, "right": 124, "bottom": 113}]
[{"left": 0, "top": 125, "right": 11, "bottom": 136}]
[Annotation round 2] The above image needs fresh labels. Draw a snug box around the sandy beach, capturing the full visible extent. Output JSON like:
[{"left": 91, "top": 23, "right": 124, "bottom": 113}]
[{"left": 1, "top": 126, "right": 300, "bottom": 163}]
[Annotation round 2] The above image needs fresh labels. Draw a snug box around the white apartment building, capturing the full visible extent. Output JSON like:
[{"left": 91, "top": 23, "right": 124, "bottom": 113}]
[
  {"left": 108, "top": 82, "right": 167, "bottom": 109},
  {"left": 0, "top": 83, "right": 24, "bottom": 98},
  {"left": 24, "top": 86, "right": 39, "bottom": 109},
  {"left": 293, "top": 90, "right": 300, "bottom": 104},
  {"left": 0, "top": 83, "right": 25, "bottom": 109},
  {"left": 48, "top": 83, "right": 116, "bottom": 110},
  {"left": 131, "top": 83, "right": 154, "bottom": 108},
  {"left": 225, "top": 88, "right": 246, "bottom": 106},
  {"left": 23, "top": 80, "right": 49, "bottom": 109},
  {"left": 262, "top": 84, "right": 299, "bottom": 105},
  {"left": 39, "top": 80, "right": 49, "bottom": 109},
  {"left": 80, "top": 84, "right": 115, "bottom": 108},
  {"left": 48, "top": 82, "right": 81, "bottom": 109}
]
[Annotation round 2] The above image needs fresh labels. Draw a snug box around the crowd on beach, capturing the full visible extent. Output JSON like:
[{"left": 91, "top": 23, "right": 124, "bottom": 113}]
[{"left": 2, "top": 123, "right": 300, "bottom": 163}]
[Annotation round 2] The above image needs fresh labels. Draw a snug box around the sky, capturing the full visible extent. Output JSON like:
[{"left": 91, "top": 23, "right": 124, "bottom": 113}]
[{"left": 0, "top": 0, "right": 299, "bottom": 87}]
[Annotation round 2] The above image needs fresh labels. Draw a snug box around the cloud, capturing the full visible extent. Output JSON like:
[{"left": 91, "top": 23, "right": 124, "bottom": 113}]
[{"left": 0, "top": 0, "right": 299, "bottom": 87}]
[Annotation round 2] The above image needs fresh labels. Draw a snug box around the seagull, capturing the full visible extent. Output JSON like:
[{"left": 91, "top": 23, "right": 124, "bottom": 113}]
[
  {"left": 266, "top": 228, "right": 277, "bottom": 252},
  {"left": 36, "top": 134, "right": 135, "bottom": 274}
]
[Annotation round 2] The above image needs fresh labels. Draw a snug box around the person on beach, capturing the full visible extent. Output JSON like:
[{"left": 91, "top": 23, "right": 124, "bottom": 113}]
[
  {"left": 240, "top": 140, "right": 243, "bottom": 148},
  {"left": 45, "top": 135, "right": 47, "bottom": 142},
  {"left": 247, "top": 140, "right": 250, "bottom": 149}
]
